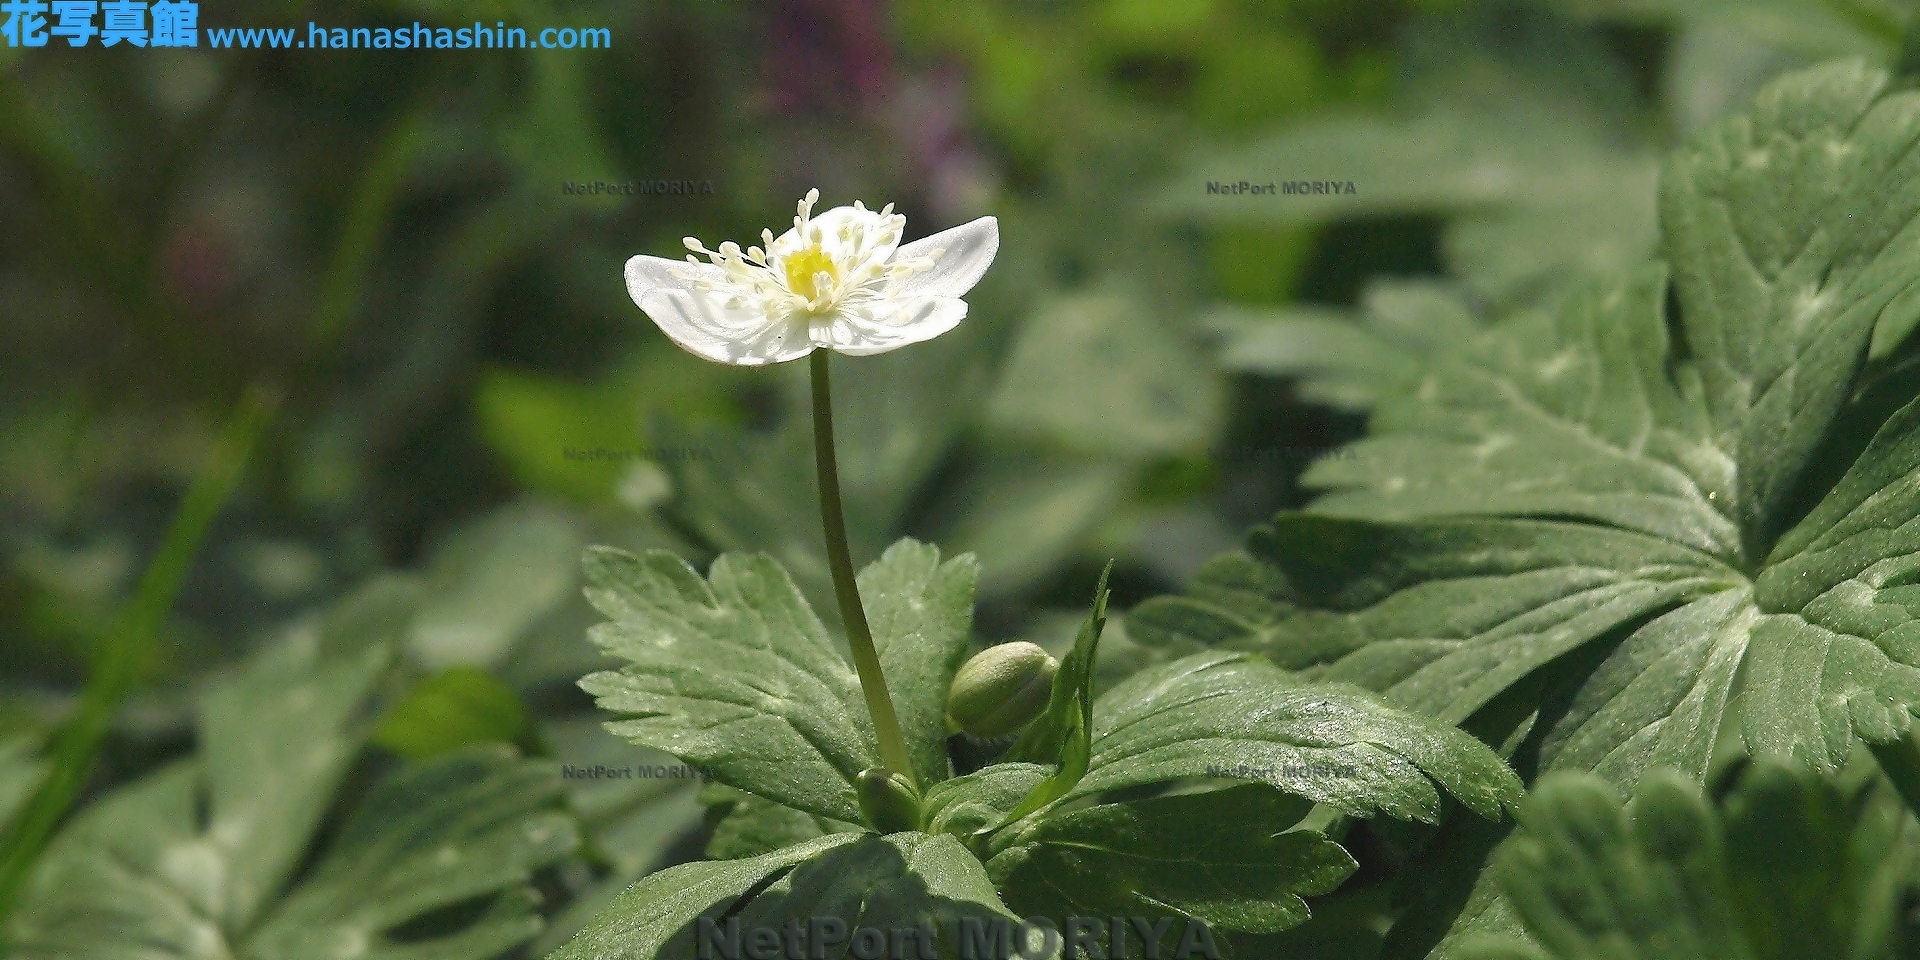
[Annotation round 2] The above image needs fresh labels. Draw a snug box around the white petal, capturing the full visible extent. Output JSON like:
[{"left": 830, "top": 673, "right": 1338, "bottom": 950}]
[
  {"left": 886, "top": 217, "right": 998, "bottom": 300},
  {"left": 824, "top": 297, "right": 969, "bottom": 356},
  {"left": 638, "top": 289, "right": 813, "bottom": 365},
  {"left": 625, "top": 255, "right": 718, "bottom": 305}
]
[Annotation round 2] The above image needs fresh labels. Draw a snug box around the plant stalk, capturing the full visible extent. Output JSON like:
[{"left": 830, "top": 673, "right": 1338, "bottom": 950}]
[{"left": 810, "top": 349, "right": 916, "bottom": 787}]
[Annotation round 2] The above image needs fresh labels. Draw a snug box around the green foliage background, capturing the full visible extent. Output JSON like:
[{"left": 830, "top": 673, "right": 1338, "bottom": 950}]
[{"left": 7, "top": 0, "right": 1920, "bottom": 957}]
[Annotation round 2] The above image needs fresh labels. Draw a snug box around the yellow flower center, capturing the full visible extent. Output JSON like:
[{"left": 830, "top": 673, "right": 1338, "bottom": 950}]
[{"left": 782, "top": 246, "right": 840, "bottom": 304}]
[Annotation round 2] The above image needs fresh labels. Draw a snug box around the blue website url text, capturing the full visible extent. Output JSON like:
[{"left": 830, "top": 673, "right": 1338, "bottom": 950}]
[{"left": 214, "top": 21, "right": 612, "bottom": 49}]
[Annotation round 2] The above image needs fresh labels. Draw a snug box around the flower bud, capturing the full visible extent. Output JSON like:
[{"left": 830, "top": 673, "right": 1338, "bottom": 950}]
[
  {"left": 856, "top": 766, "right": 922, "bottom": 833},
  {"left": 946, "top": 641, "right": 1058, "bottom": 739}
]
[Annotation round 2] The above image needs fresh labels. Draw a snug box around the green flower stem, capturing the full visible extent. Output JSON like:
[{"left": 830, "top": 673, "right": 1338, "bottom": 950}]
[{"left": 810, "top": 349, "right": 916, "bottom": 788}]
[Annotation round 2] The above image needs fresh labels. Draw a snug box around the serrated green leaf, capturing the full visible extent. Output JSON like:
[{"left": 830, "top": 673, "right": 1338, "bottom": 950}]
[
  {"left": 1742, "top": 395, "right": 1920, "bottom": 767},
  {"left": 544, "top": 833, "right": 861, "bottom": 960},
  {"left": 193, "top": 641, "right": 395, "bottom": 931},
  {"left": 1463, "top": 771, "right": 1748, "bottom": 960},
  {"left": 1660, "top": 59, "right": 1920, "bottom": 552},
  {"left": 1070, "top": 652, "right": 1524, "bottom": 823},
  {"left": 988, "top": 783, "right": 1349, "bottom": 942},
  {"left": 245, "top": 746, "right": 579, "bottom": 960},
  {"left": 1142, "top": 61, "right": 1920, "bottom": 808},
  {"left": 1304, "top": 266, "right": 1739, "bottom": 560},
  {"left": 1536, "top": 590, "right": 1755, "bottom": 787},
  {"left": 577, "top": 539, "right": 977, "bottom": 823},
  {"left": 6, "top": 645, "right": 576, "bottom": 960},
  {"left": 550, "top": 832, "right": 1030, "bottom": 960},
  {"left": 1131, "top": 516, "right": 1737, "bottom": 728},
  {"left": 1461, "top": 761, "right": 1920, "bottom": 960},
  {"left": 731, "top": 832, "right": 1031, "bottom": 960},
  {"left": 8, "top": 764, "right": 226, "bottom": 960},
  {"left": 865, "top": 541, "right": 981, "bottom": 788}
]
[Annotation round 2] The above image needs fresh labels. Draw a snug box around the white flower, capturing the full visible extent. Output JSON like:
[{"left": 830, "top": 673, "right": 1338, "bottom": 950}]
[{"left": 625, "top": 189, "right": 999, "bottom": 365}]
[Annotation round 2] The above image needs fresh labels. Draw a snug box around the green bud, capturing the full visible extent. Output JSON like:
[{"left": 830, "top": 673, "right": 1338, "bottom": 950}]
[
  {"left": 856, "top": 766, "right": 922, "bottom": 833},
  {"left": 946, "top": 641, "right": 1058, "bottom": 739}
]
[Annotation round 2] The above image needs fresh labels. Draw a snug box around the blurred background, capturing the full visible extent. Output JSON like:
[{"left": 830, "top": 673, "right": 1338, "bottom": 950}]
[{"left": 1, "top": 0, "right": 1915, "bottom": 952}]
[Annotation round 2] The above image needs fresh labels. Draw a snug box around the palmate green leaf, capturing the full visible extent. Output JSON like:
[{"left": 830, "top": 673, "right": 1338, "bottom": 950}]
[
  {"left": 986, "top": 783, "right": 1353, "bottom": 943},
  {"left": 1659, "top": 59, "right": 1920, "bottom": 552},
  {"left": 1142, "top": 61, "right": 1920, "bottom": 798},
  {"left": 577, "top": 538, "right": 977, "bottom": 823},
  {"left": 1070, "top": 652, "right": 1525, "bottom": 823},
  {"left": 1130, "top": 517, "right": 1739, "bottom": 730},
  {"left": 864, "top": 542, "right": 985, "bottom": 789},
  {"left": 1535, "top": 590, "right": 1754, "bottom": 787},
  {"left": 1135, "top": 61, "right": 1920, "bottom": 956},
  {"left": 1303, "top": 265, "right": 1739, "bottom": 560},
  {"left": 5, "top": 642, "right": 577, "bottom": 960},
  {"left": 244, "top": 746, "right": 577, "bottom": 960},
  {"left": 548, "top": 832, "right": 1034, "bottom": 960},
  {"left": 177, "top": 641, "right": 393, "bottom": 931},
  {"left": 1744, "top": 394, "right": 1920, "bottom": 765},
  {"left": 1457, "top": 761, "right": 1920, "bottom": 960}
]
